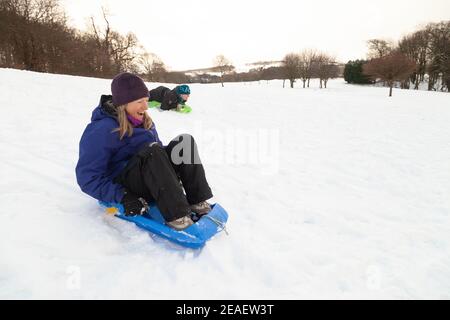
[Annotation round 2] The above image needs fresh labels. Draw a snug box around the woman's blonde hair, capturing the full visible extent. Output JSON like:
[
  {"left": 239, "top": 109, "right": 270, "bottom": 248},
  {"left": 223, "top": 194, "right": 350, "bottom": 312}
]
[{"left": 113, "top": 104, "right": 153, "bottom": 140}]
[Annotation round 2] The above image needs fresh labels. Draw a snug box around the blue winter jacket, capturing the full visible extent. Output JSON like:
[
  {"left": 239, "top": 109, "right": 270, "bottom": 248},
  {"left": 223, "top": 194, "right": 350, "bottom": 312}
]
[{"left": 76, "top": 95, "right": 163, "bottom": 203}]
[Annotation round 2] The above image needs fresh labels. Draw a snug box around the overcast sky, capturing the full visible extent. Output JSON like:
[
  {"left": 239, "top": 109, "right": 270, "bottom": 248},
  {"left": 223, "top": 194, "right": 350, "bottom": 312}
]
[{"left": 61, "top": 0, "right": 450, "bottom": 71}]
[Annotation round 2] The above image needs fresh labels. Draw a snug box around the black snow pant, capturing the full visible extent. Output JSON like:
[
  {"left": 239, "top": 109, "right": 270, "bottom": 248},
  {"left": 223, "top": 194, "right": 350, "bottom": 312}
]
[{"left": 115, "top": 134, "right": 213, "bottom": 222}]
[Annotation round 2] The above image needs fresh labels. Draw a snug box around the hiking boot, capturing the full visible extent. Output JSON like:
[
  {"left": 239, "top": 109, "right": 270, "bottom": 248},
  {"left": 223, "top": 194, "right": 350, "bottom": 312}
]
[
  {"left": 190, "top": 201, "right": 212, "bottom": 217},
  {"left": 166, "top": 215, "right": 194, "bottom": 231}
]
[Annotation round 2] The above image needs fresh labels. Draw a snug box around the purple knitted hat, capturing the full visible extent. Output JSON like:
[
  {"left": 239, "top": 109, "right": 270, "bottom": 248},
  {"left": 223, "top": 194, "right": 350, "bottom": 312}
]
[{"left": 111, "top": 72, "right": 149, "bottom": 106}]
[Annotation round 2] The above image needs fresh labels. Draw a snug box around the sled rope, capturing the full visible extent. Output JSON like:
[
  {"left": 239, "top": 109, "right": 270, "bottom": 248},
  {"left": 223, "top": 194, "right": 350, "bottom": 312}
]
[{"left": 204, "top": 215, "right": 229, "bottom": 235}]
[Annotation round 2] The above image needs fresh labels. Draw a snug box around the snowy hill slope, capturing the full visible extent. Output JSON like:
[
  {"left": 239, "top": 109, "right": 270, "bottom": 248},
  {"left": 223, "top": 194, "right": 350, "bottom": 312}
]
[{"left": 0, "top": 68, "right": 449, "bottom": 299}]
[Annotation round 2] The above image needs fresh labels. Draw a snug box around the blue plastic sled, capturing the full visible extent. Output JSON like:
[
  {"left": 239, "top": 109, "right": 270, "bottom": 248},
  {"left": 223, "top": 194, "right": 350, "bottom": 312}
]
[{"left": 99, "top": 201, "right": 228, "bottom": 249}]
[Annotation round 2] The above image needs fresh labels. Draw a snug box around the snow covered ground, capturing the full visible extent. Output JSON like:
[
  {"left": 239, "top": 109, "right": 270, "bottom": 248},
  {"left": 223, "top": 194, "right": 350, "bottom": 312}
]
[{"left": 0, "top": 68, "right": 449, "bottom": 299}]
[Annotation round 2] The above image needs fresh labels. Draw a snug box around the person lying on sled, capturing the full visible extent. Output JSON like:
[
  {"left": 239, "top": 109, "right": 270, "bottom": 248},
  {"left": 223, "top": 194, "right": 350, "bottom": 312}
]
[
  {"left": 76, "top": 73, "right": 211, "bottom": 230},
  {"left": 149, "top": 84, "right": 190, "bottom": 111}
]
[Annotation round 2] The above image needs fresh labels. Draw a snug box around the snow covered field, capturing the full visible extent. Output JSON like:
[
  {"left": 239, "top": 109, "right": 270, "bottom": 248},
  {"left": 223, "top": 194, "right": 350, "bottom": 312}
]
[{"left": 0, "top": 68, "right": 449, "bottom": 299}]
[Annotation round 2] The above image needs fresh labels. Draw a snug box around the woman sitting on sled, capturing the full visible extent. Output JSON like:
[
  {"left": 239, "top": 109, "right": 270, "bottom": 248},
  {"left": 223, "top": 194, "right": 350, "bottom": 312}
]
[{"left": 76, "top": 73, "right": 212, "bottom": 230}]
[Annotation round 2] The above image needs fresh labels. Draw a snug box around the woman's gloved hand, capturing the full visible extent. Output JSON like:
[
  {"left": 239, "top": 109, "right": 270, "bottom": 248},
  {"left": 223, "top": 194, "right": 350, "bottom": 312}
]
[{"left": 120, "top": 190, "right": 148, "bottom": 216}]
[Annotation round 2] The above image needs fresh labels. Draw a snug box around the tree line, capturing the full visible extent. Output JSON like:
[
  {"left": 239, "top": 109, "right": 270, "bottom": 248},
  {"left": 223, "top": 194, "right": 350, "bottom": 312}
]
[
  {"left": 344, "top": 21, "right": 449, "bottom": 94},
  {"left": 1, "top": 0, "right": 448, "bottom": 93},
  {"left": 0, "top": 0, "right": 155, "bottom": 78},
  {"left": 0, "top": 0, "right": 341, "bottom": 87},
  {"left": 199, "top": 52, "right": 341, "bottom": 89},
  {"left": 281, "top": 50, "right": 340, "bottom": 89}
]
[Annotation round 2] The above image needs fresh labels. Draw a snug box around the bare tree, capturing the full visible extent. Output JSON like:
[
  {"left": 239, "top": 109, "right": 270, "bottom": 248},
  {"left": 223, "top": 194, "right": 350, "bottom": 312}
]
[
  {"left": 398, "top": 30, "right": 429, "bottom": 89},
  {"left": 213, "top": 54, "right": 235, "bottom": 87},
  {"left": 88, "top": 8, "right": 113, "bottom": 76},
  {"left": 88, "top": 7, "right": 140, "bottom": 77},
  {"left": 298, "top": 49, "right": 316, "bottom": 88},
  {"left": 425, "top": 21, "right": 450, "bottom": 92},
  {"left": 109, "top": 31, "right": 138, "bottom": 73},
  {"left": 363, "top": 52, "right": 417, "bottom": 97},
  {"left": 0, "top": 0, "right": 67, "bottom": 71},
  {"left": 313, "top": 53, "right": 339, "bottom": 88},
  {"left": 282, "top": 53, "right": 300, "bottom": 88},
  {"left": 367, "top": 39, "right": 394, "bottom": 59},
  {"left": 0, "top": 0, "right": 150, "bottom": 78},
  {"left": 139, "top": 52, "right": 166, "bottom": 82},
  {"left": 1, "top": 0, "right": 65, "bottom": 24}
]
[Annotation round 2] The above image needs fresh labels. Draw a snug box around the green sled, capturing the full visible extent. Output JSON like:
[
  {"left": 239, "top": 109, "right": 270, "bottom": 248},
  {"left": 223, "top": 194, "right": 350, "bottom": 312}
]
[{"left": 148, "top": 100, "right": 192, "bottom": 113}]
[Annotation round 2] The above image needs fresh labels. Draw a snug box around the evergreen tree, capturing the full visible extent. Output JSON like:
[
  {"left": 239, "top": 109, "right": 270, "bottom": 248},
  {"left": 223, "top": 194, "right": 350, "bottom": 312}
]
[{"left": 344, "top": 60, "right": 374, "bottom": 84}]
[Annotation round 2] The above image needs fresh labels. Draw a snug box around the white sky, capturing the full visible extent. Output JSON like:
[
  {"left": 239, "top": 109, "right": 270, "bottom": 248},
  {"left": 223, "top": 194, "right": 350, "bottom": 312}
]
[{"left": 61, "top": 0, "right": 450, "bottom": 71}]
